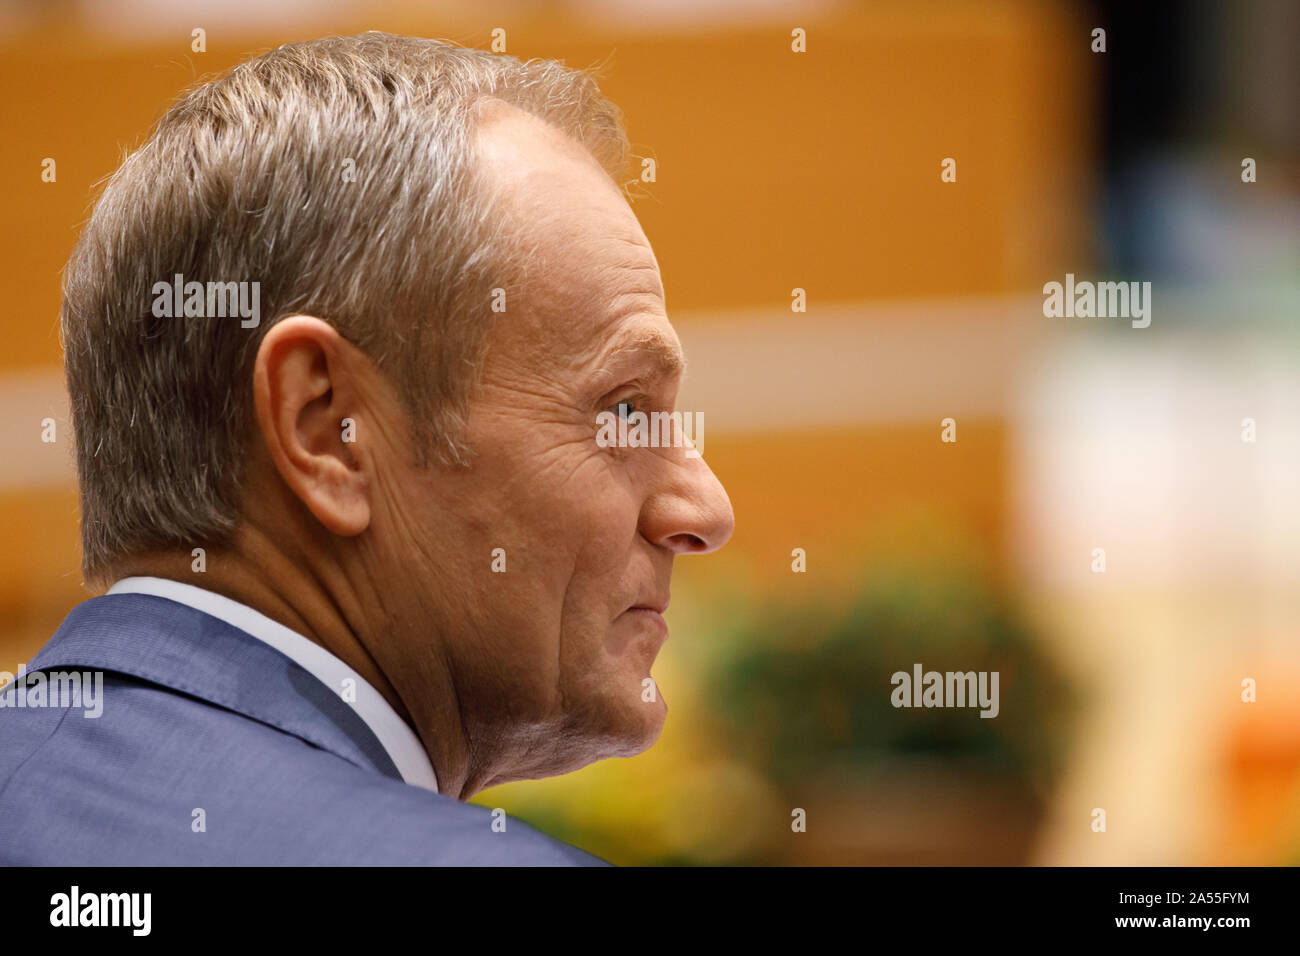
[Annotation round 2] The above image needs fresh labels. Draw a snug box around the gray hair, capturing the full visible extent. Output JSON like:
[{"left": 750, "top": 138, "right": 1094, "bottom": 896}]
[{"left": 61, "top": 32, "right": 630, "bottom": 583}]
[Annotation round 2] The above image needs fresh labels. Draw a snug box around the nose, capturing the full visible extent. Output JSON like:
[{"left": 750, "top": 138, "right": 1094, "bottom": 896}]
[{"left": 640, "top": 451, "right": 735, "bottom": 556}]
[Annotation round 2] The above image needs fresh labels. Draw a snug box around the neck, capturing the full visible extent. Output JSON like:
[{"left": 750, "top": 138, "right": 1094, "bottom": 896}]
[{"left": 105, "top": 521, "right": 483, "bottom": 798}]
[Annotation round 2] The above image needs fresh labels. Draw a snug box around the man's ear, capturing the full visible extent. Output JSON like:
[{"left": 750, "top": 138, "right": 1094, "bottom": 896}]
[{"left": 252, "top": 316, "right": 371, "bottom": 536}]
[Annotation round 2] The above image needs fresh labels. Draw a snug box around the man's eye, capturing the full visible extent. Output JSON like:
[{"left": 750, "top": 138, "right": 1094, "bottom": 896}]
[{"left": 613, "top": 399, "right": 637, "bottom": 420}]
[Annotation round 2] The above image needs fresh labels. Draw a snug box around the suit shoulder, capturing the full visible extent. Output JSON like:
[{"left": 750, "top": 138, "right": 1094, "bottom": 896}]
[
  {"left": 0, "top": 673, "right": 607, "bottom": 866},
  {"left": 314, "top": 774, "right": 611, "bottom": 866}
]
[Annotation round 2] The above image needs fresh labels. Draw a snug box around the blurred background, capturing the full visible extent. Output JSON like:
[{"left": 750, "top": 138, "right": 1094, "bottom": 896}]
[{"left": 1, "top": 0, "right": 1297, "bottom": 865}]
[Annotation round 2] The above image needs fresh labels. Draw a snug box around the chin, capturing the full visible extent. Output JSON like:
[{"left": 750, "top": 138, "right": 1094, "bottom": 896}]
[
  {"left": 566, "top": 685, "right": 667, "bottom": 767},
  {"left": 604, "top": 687, "right": 667, "bottom": 758}
]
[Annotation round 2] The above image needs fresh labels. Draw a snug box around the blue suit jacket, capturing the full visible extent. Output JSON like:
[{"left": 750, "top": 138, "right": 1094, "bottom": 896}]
[{"left": 0, "top": 593, "right": 609, "bottom": 865}]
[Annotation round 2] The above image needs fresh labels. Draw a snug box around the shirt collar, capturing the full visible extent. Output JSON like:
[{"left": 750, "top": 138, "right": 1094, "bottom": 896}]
[{"left": 106, "top": 576, "right": 438, "bottom": 795}]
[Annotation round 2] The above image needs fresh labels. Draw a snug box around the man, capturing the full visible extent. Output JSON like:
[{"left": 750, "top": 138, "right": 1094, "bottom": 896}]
[{"left": 0, "top": 33, "right": 733, "bottom": 865}]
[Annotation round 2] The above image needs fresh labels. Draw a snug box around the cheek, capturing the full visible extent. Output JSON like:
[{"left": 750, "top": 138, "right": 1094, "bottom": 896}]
[
  {"left": 519, "top": 444, "right": 642, "bottom": 566},
  {"left": 559, "top": 470, "right": 644, "bottom": 596},
  {"left": 523, "top": 460, "right": 641, "bottom": 639},
  {"left": 459, "top": 421, "right": 645, "bottom": 604},
  {"left": 453, "top": 450, "right": 633, "bottom": 625}
]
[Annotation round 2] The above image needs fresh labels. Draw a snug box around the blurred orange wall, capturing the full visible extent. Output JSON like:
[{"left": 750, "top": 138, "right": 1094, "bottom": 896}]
[{"left": 0, "top": 0, "right": 1090, "bottom": 661}]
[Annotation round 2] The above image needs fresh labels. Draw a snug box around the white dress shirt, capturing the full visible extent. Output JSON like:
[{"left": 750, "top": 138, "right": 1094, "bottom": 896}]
[{"left": 107, "top": 576, "right": 439, "bottom": 794}]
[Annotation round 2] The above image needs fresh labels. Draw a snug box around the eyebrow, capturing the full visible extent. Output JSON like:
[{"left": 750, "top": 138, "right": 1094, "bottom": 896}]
[{"left": 599, "top": 328, "right": 687, "bottom": 382}]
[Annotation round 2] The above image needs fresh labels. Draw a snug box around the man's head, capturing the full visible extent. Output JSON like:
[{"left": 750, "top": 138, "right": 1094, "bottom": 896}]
[{"left": 63, "top": 33, "right": 733, "bottom": 790}]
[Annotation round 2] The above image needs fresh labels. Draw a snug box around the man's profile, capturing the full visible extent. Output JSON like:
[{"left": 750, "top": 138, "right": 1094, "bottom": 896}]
[{"left": 0, "top": 32, "right": 733, "bottom": 865}]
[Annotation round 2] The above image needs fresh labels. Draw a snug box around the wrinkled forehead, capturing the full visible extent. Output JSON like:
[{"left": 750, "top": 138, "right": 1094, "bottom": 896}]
[{"left": 473, "top": 100, "right": 669, "bottom": 370}]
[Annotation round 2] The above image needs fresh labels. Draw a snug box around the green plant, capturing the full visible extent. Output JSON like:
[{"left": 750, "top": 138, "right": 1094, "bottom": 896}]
[{"left": 709, "top": 567, "right": 1076, "bottom": 795}]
